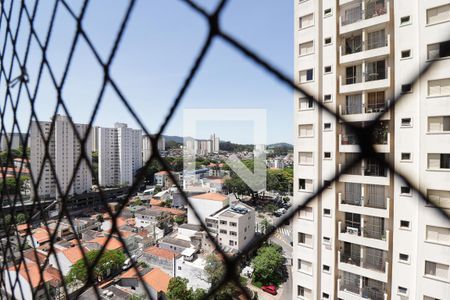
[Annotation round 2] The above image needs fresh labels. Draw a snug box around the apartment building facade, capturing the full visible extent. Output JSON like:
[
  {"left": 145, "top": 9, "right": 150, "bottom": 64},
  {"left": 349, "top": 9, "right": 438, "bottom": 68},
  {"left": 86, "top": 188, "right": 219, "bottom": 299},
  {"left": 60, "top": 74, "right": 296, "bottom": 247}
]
[
  {"left": 30, "top": 114, "right": 92, "bottom": 199},
  {"left": 98, "top": 123, "right": 142, "bottom": 187},
  {"left": 293, "top": 1, "right": 450, "bottom": 299},
  {"left": 142, "top": 134, "right": 165, "bottom": 163}
]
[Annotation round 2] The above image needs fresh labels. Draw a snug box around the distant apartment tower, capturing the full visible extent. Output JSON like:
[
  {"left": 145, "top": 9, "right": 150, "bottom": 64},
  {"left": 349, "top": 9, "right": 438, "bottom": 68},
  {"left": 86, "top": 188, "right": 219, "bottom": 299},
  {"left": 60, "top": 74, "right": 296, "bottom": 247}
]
[
  {"left": 211, "top": 133, "right": 220, "bottom": 153},
  {"left": 98, "top": 123, "right": 142, "bottom": 187},
  {"left": 184, "top": 134, "right": 219, "bottom": 156},
  {"left": 142, "top": 134, "right": 166, "bottom": 163},
  {"left": 30, "top": 114, "right": 92, "bottom": 199},
  {"left": 91, "top": 126, "right": 99, "bottom": 152},
  {"left": 293, "top": 1, "right": 450, "bottom": 300},
  {"left": 0, "top": 133, "right": 26, "bottom": 151}
]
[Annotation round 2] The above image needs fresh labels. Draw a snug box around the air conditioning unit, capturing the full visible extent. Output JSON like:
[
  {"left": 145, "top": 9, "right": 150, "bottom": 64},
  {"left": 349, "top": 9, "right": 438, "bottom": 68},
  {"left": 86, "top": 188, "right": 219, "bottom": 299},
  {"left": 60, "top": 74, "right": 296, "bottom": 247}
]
[{"left": 347, "top": 227, "right": 359, "bottom": 235}]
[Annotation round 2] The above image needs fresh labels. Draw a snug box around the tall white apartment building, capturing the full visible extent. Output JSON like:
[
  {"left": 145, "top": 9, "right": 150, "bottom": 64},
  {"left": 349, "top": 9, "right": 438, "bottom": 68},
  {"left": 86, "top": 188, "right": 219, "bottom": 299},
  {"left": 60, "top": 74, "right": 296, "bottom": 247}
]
[
  {"left": 293, "top": 1, "right": 450, "bottom": 300},
  {"left": 98, "top": 123, "right": 142, "bottom": 187},
  {"left": 142, "top": 134, "right": 165, "bottom": 163},
  {"left": 30, "top": 114, "right": 92, "bottom": 199}
]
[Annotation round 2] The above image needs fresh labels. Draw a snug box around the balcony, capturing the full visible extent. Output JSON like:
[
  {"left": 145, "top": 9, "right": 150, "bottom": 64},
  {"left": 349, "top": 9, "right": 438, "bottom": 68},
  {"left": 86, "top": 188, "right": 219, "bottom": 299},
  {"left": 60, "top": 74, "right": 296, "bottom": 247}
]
[
  {"left": 339, "top": 132, "right": 390, "bottom": 153},
  {"left": 339, "top": 193, "right": 389, "bottom": 218},
  {"left": 339, "top": 101, "right": 391, "bottom": 122},
  {"left": 340, "top": 0, "right": 390, "bottom": 35},
  {"left": 339, "top": 250, "right": 388, "bottom": 282},
  {"left": 338, "top": 278, "right": 388, "bottom": 300},
  {"left": 340, "top": 34, "right": 390, "bottom": 65},
  {"left": 338, "top": 221, "right": 389, "bottom": 250},
  {"left": 339, "top": 158, "right": 389, "bottom": 185},
  {"left": 339, "top": 67, "right": 390, "bottom": 93}
]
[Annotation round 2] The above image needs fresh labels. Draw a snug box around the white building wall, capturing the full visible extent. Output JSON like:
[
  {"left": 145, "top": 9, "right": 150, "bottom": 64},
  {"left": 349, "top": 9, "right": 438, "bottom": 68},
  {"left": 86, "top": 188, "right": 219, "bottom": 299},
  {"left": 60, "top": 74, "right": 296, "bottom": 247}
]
[{"left": 30, "top": 115, "right": 92, "bottom": 199}]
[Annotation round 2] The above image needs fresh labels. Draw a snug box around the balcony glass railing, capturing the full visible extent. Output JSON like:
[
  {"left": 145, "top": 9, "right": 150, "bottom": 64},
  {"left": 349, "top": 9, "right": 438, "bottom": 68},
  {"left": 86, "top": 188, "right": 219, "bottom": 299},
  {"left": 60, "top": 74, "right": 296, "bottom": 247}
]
[
  {"left": 341, "top": 1, "right": 387, "bottom": 26},
  {"left": 344, "top": 69, "right": 387, "bottom": 85},
  {"left": 341, "top": 252, "right": 361, "bottom": 266},
  {"left": 342, "top": 196, "right": 362, "bottom": 206},
  {"left": 364, "top": 163, "right": 387, "bottom": 177},
  {"left": 363, "top": 227, "right": 385, "bottom": 240},
  {"left": 343, "top": 37, "right": 387, "bottom": 55},
  {"left": 362, "top": 287, "right": 385, "bottom": 300},
  {"left": 341, "top": 102, "right": 388, "bottom": 115},
  {"left": 340, "top": 282, "right": 361, "bottom": 294}
]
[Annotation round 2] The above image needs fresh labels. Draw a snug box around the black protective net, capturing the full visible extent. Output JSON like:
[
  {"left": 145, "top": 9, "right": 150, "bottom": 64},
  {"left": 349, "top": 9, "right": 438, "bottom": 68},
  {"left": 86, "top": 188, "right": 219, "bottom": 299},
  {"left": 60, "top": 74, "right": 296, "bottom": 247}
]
[{"left": 0, "top": 0, "right": 449, "bottom": 299}]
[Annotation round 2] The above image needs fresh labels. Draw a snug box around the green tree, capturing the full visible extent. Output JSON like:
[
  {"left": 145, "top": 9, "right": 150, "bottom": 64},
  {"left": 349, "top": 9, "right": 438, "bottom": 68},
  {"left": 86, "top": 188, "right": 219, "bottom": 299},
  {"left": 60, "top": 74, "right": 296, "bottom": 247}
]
[
  {"left": 16, "top": 213, "right": 27, "bottom": 224},
  {"left": 251, "top": 244, "right": 284, "bottom": 285},
  {"left": 259, "top": 218, "right": 273, "bottom": 235},
  {"left": 154, "top": 185, "right": 162, "bottom": 194},
  {"left": 66, "top": 249, "right": 126, "bottom": 284},
  {"left": 167, "top": 277, "right": 192, "bottom": 300},
  {"left": 204, "top": 254, "right": 237, "bottom": 299}
]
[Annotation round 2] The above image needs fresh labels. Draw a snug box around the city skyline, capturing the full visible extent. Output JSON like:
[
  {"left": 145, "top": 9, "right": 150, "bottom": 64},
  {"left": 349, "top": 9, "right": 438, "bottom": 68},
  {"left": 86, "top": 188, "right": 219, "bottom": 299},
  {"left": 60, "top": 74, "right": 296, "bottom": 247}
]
[{"left": 7, "top": 0, "right": 293, "bottom": 145}]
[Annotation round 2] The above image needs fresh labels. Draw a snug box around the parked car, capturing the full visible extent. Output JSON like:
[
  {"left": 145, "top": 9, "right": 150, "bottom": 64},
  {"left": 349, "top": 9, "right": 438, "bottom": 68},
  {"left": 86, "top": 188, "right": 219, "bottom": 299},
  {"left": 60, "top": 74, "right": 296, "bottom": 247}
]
[{"left": 261, "top": 285, "right": 277, "bottom": 295}]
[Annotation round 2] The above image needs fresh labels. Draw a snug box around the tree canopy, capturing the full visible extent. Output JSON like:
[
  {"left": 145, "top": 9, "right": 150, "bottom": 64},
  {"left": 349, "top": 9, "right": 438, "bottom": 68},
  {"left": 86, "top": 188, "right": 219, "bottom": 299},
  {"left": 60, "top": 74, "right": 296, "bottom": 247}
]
[
  {"left": 251, "top": 244, "right": 285, "bottom": 285},
  {"left": 166, "top": 277, "right": 206, "bottom": 300},
  {"left": 66, "top": 249, "right": 126, "bottom": 284}
]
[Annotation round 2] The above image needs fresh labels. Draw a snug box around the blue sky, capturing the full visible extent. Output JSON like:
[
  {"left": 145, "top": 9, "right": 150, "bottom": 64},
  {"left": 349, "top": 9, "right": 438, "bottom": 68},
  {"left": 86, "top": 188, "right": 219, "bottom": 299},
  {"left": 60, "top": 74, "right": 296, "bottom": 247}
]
[{"left": 6, "top": 0, "right": 293, "bottom": 144}]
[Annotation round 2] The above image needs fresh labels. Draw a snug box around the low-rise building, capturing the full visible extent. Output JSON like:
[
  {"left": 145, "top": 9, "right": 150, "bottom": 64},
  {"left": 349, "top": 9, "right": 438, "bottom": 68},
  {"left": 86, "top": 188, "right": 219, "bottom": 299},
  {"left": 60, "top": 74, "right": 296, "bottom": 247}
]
[
  {"left": 187, "top": 192, "right": 229, "bottom": 225},
  {"left": 205, "top": 202, "right": 255, "bottom": 253},
  {"left": 142, "top": 246, "right": 180, "bottom": 275}
]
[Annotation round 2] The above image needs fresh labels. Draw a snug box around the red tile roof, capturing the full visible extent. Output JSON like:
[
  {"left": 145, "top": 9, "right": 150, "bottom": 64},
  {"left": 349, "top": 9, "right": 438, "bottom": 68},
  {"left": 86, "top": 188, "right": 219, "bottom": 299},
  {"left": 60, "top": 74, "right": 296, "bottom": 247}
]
[
  {"left": 142, "top": 268, "right": 171, "bottom": 293},
  {"left": 192, "top": 192, "right": 228, "bottom": 202},
  {"left": 144, "top": 246, "right": 179, "bottom": 260}
]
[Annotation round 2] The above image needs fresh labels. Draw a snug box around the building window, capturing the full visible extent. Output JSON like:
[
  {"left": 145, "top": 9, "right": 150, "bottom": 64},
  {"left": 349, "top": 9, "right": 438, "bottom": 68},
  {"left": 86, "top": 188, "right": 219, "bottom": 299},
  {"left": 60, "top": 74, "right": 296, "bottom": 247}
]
[
  {"left": 219, "top": 229, "right": 227, "bottom": 234},
  {"left": 324, "top": 152, "right": 331, "bottom": 159},
  {"left": 298, "top": 178, "right": 313, "bottom": 192},
  {"left": 399, "top": 253, "right": 409, "bottom": 262},
  {"left": 428, "top": 153, "right": 450, "bottom": 169},
  {"left": 229, "top": 222, "right": 237, "bottom": 227},
  {"left": 299, "top": 97, "right": 314, "bottom": 110},
  {"left": 298, "top": 124, "right": 314, "bottom": 137},
  {"left": 401, "top": 186, "right": 411, "bottom": 195},
  {"left": 324, "top": 8, "right": 332, "bottom": 16},
  {"left": 322, "top": 293, "right": 330, "bottom": 299},
  {"left": 324, "top": 66, "right": 332, "bottom": 73},
  {"left": 401, "top": 84, "right": 412, "bottom": 93},
  {"left": 427, "top": 41, "right": 450, "bottom": 60},
  {"left": 229, "top": 240, "right": 235, "bottom": 246},
  {"left": 299, "top": 14, "right": 314, "bottom": 29},
  {"left": 323, "top": 208, "right": 331, "bottom": 216},
  {"left": 400, "top": 16, "right": 411, "bottom": 25},
  {"left": 297, "top": 285, "right": 311, "bottom": 299},
  {"left": 428, "top": 78, "right": 450, "bottom": 97},
  {"left": 323, "top": 236, "right": 331, "bottom": 245},
  {"left": 324, "top": 94, "right": 332, "bottom": 102},
  {"left": 323, "top": 123, "right": 332, "bottom": 131},
  {"left": 220, "top": 220, "right": 227, "bottom": 225},
  {"left": 426, "top": 225, "right": 450, "bottom": 245},
  {"left": 229, "top": 231, "right": 237, "bottom": 236},
  {"left": 298, "top": 259, "right": 313, "bottom": 275},
  {"left": 425, "top": 261, "right": 449, "bottom": 280},
  {"left": 400, "top": 220, "right": 411, "bottom": 229},
  {"left": 322, "top": 265, "right": 330, "bottom": 272},
  {"left": 398, "top": 286, "right": 408, "bottom": 296},
  {"left": 298, "top": 206, "right": 313, "bottom": 219},
  {"left": 401, "top": 118, "right": 412, "bottom": 127},
  {"left": 324, "top": 37, "right": 332, "bottom": 45},
  {"left": 299, "top": 69, "right": 314, "bottom": 83},
  {"left": 401, "top": 153, "right": 411, "bottom": 161},
  {"left": 299, "top": 152, "right": 313, "bottom": 165},
  {"left": 427, "top": 4, "right": 450, "bottom": 25},
  {"left": 298, "top": 232, "right": 313, "bottom": 247},
  {"left": 299, "top": 41, "right": 314, "bottom": 56},
  {"left": 401, "top": 50, "right": 411, "bottom": 58},
  {"left": 428, "top": 116, "right": 450, "bottom": 132},
  {"left": 427, "top": 189, "right": 450, "bottom": 209},
  {"left": 324, "top": 180, "right": 332, "bottom": 189}
]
